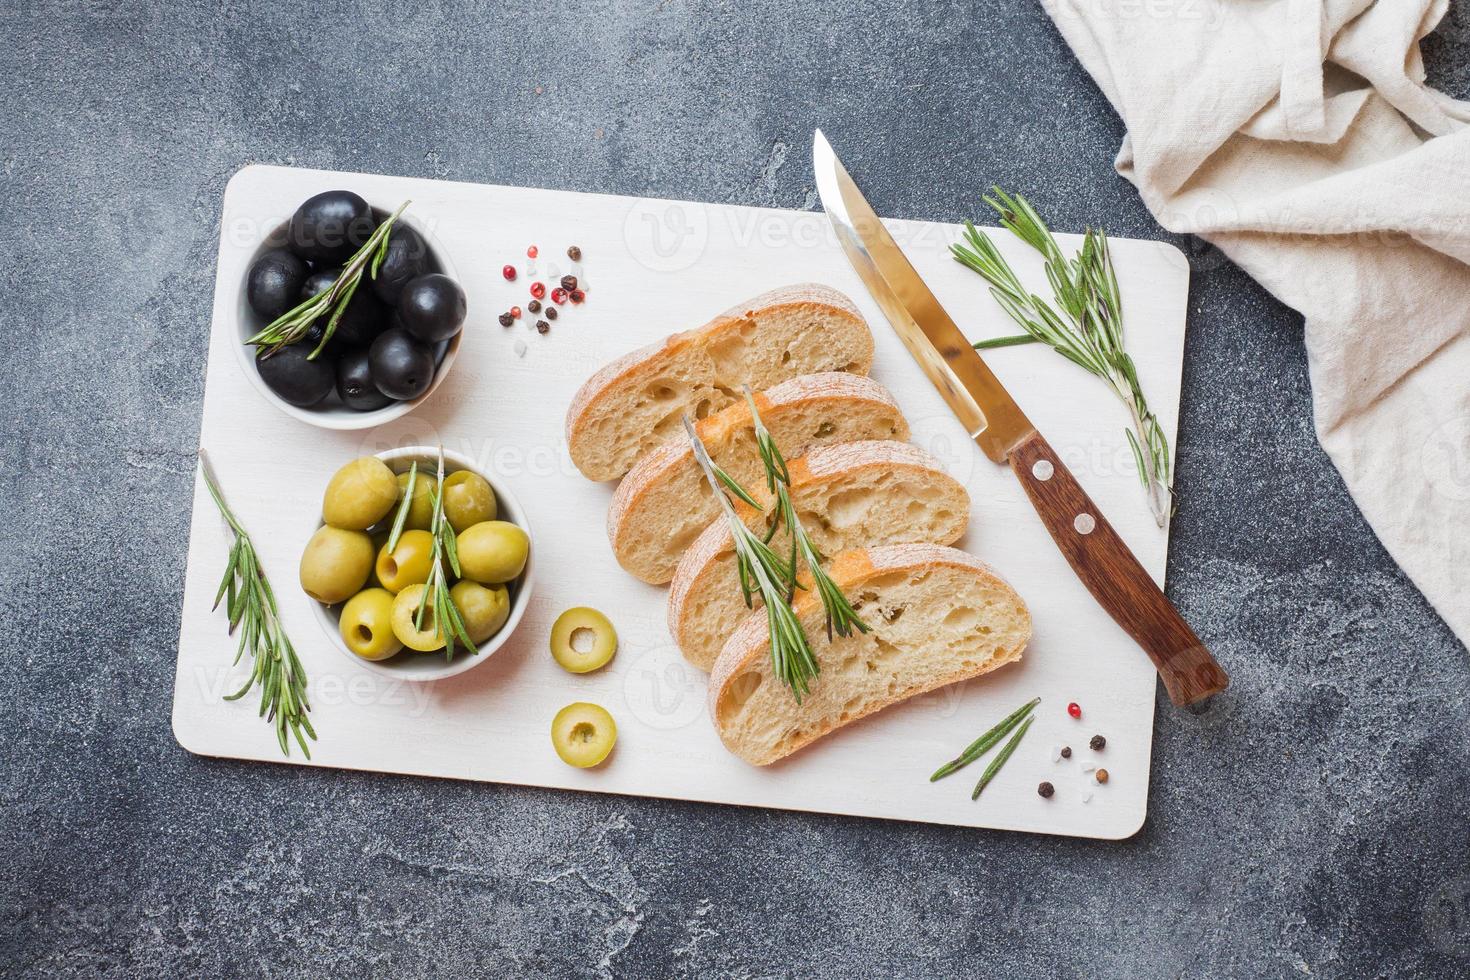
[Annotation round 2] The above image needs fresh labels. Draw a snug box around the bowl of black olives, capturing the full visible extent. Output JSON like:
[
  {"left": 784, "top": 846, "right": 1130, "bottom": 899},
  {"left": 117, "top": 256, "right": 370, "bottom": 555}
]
[{"left": 236, "top": 189, "right": 469, "bottom": 429}]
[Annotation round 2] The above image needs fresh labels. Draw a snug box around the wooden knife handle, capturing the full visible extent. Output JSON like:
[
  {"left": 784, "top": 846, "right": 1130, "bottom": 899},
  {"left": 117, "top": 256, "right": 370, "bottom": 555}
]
[{"left": 1008, "top": 431, "right": 1228, "bottom": 706}]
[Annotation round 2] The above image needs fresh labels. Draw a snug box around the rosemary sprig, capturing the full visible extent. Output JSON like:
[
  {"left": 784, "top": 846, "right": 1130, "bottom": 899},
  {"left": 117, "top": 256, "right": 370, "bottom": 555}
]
[
  {"left": 198, "top": 450, "right": 315, "bottom": 758},
  {"left": 743, "top": 389, "right": 869, "bottom": 642},
  {"left": 245, "top": 200, "right": 410, "bottom": 359},
  {"left": 412, "top": 450, "right": 477, "bottom": 662},
  {"left": 683, "top": 417, "right": 818, "bottom": 702},
  {"left": 930, "top": 697, "right": 1040, "bottom": 782},
  {"left": 951, "top": 188, "right": 1173, "bottom": 526},
  {"left": 972, "top": 715, "right": 1034, "bottom": 800}
]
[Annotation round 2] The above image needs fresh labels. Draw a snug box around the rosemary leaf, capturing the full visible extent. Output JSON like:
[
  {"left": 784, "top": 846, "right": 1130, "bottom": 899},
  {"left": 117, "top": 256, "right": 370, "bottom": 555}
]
[
  {"left": 386, "top": 462, "right": 417, "bottom": 553},
  {"left": 971, "top": 715, "right": 1034, "bottom": 800},
  {"left": 930, "top": 697, "right": 1040, "bottom": 782}
]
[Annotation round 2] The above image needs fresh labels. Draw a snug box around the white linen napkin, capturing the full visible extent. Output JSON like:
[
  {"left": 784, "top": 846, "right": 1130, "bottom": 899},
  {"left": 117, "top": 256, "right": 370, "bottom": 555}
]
[{"left": 1045, "top": 0, "right": 1470, "bottom": 645}]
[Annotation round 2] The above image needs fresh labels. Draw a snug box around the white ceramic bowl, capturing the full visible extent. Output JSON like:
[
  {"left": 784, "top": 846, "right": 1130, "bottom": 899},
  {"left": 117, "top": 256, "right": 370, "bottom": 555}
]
[
  {"left": 233, "top": 207, "right": 463, "bottom": 431},
  {"left": 308, "top": 447, "right": 534, "bottom": 682}
]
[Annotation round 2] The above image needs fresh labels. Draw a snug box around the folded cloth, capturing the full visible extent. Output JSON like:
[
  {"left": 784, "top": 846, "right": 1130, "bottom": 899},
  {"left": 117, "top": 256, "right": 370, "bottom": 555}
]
[{"left": 1046, "top": 0, "right": 1470, "bottom": 645}]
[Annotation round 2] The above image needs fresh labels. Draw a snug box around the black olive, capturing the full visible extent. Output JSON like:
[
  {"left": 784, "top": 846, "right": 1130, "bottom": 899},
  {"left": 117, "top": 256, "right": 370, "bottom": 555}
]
[
  {"left": 286, "top": 190, "right": 376, "bottom": 264},
  {"left": 336, "top": 347, "right": 394, "bottom": 411},
  {"left": 369, "top": 328, "right": 435, "bottom": 400},
  {"left": 300, "top": 268, "right": 388, "bottom": 348},
  {"left": 256, "top": 342, "right": 335, "bottom": 407},
  {"left": 370, "top": 223, "right": 431, "bottom": 306},
  {"left": 246, "top": 248, "right": 310, "bottom": 322},
  {"left": 397, "top": 273, "right": 466, "bottom": 343}
]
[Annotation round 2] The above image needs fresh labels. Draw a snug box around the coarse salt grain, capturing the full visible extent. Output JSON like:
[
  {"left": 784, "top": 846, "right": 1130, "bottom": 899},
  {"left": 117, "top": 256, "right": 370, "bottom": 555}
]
[{"left": 514, "top": 339, "right": 527, "bottom": 357}]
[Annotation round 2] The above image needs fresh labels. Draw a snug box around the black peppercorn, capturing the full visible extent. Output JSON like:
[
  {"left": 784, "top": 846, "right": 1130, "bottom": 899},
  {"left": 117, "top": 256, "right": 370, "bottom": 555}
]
[
  {"left": 560, "top": 274, "right": 578, "bottom": 291},
  {"left": 497, "top": 312, "right": 514, "bottom": 327},
  {"left": 567, "top": 245, "right": 582, "bottom": 261},
  {"left": 1090, "top": 735, "right": 1106, "bottom": 751},
  {"left": 527, "top": 299, "right": 541, "bottom": 314},
  {"left": 535, "top": 319, "right": 550, "bottom": 334},
  {"left": 545, "top": 306, "right": 558, "bottom": 321},
  {"left": 1060, "top": 746, "right": 1072, "bottom": 759},
  {"left": 1038, "top": 781, "right": 1055, "bottom": 799}
]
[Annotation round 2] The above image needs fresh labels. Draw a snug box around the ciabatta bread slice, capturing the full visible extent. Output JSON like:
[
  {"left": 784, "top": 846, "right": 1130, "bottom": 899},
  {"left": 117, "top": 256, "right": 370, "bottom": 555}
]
[
  {"left": 566, "top": 284, "right": 874, "bottom": 481},
  {"left": 607, "top": 373, "right": 908, "bottom": 585},
  {"left": 708, "top": 544, "right": 1030, "bottom": 766},
  {"left": 668, "top": 441, "right": 970, "bottom": 671}
]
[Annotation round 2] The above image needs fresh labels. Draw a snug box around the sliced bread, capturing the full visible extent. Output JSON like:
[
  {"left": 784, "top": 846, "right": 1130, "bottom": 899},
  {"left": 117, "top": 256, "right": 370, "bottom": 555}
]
[
  {"left": 566, "top": 284, "right": 874, "bottom": 481},
  {"left": 607, "top": 373, "right": 909, "bottom": 585},
  {"left": 708, "top": 544, "right": 1031, "bottom": 766},
  {"left": 668, "top": 441, "right": 971, "bottom": 671}
]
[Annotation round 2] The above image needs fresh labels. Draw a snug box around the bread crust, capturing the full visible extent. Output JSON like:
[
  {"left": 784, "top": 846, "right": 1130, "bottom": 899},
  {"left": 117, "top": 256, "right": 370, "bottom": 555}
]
[
  {"left": 707, "top": 544, "right": 1031, "bottom": 766},
  {"left": 565, "top": 284, "right": 872, "bottom": 481},
  {"left": 606, "top": 373, "right": 908, "bottom": 584},
  {"left": 667, "top": 441, "right": 970, "bottom": 670}
]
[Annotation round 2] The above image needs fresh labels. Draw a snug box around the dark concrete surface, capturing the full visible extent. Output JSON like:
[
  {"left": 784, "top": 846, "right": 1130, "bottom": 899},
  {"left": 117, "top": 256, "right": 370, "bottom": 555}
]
[{"left": 3, "top": 1, "right": 1468, "bottom": 977}]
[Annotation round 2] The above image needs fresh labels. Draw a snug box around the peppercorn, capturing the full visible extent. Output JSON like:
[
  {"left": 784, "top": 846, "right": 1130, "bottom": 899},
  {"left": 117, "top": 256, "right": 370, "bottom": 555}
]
[
  {"left": 1060, "top": 746, "right": 1072, "bottom": 759},
  {"left": 527, "top": 299, "right": 541, "bottom": 314},
  {"left": 497, "top": 312, "right": 514, "bottom": 327},
  {"left": 535, "top": 319, "right": 550, "bottom": 334},
  {"left": 530, "top": 281, "right": 546, "bottom": 300},
  {"left": 1067, "top": 702, "right": 1081, "bottom": 719},
  {"left": 569, "top": 288, "right": 586, "bottom": 304},
  {"left": 1038, "top": 781, "right": 1055, "bottom": 798},
  {"left": 559, "top": 274, "right": 578, "bottom": 291},
  {"left": 1095, "top": 768, "right": 1109, "bottom": 784},
  {"left": 567, "top": 245, "right": 582, "bottom": 261},
  {"left": 501, "top": 264, "right": 517, "bottom": 281},
  {"left": 1090, "top": 735, "right": 1106, "bottom": 751},
  {"left": 545, "top": 307, "right": 558, "bottom": 320}
]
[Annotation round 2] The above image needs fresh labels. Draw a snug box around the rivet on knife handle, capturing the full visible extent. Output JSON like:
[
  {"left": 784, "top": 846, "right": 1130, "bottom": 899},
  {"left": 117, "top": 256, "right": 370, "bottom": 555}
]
[{"left": 1008, "top": 432, "right": 1228, "bottom": 706}]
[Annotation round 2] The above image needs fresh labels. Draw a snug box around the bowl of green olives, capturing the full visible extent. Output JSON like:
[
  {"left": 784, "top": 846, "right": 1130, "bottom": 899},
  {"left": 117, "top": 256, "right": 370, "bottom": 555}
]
[
  {"left": 235, "top": 190, "right": 468, "bottom": 431},
  {"left": 300, "top": 447, "right": 534, "bottom": 681}
]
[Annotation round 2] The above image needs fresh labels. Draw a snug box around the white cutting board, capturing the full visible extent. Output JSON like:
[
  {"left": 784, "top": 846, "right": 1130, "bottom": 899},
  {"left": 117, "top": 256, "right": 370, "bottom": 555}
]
[{"left": 173, "top": 164, "right": 1191, "bottom": 840}]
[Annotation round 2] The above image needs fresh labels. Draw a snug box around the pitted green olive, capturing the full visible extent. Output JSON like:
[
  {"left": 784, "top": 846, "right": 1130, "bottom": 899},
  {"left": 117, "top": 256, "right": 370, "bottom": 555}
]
[
  {"left": 390, "top": 584, "right": 445, "bottom": 652},
  {"left": 551, "top": 702, "right": 617, "bottom": 768},
  {"left": 339, "top": 588, "right": 403, "bottom": 661},
  {"left": 550, "top": 607, "right": 617, "bottom": 673},
  {"left": 442, "top": 470, "right": 496, "bottom": 532},
  {"left": 450, "top": 580, "right": 511, "bottom": 644},
  {"left": 375, "top": 530, "right": 434, "bottom": 593},
  {"left": 456, "top": 521, "right": 529, "bottom": 584},
  {"left": 322, "top": 456, "right": 398, "bottom": 530},
  {"left": 299, "top": 526, "right": 375, "bottom": 604}
]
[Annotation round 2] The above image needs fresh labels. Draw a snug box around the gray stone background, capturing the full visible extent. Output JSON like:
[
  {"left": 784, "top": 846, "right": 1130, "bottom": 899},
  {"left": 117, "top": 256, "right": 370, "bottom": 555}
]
[{"left": 3, "top": 1, "right": 1467, "bottom": 976}]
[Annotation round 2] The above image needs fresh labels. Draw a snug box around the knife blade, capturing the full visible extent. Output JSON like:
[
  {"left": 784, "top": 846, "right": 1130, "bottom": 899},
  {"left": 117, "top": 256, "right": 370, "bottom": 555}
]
[{"left": 813, "top": 129, "right": 1228, "bottom": 706}]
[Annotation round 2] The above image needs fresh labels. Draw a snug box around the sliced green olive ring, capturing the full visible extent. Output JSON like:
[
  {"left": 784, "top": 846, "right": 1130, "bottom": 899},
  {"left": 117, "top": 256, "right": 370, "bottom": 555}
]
[
  {"left": 551, "top": 702, "right": 617, "bottom": 768},
  {"left": 550, "top": 607, "right": 618, "bottom": 674}
]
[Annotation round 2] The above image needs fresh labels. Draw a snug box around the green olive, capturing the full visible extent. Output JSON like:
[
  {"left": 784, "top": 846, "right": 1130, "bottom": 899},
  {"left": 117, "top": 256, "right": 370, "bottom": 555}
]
[
  {"left": 339, "top": 588, "right": 403, "bottom": 661},
  {"left": 396, "top": 470, "right": 436, "bottom": 530},
  {"left": 375, "top": 529, "right": 435, "bottom": 593},
  {"left": 390, "top": 584, "right": 445, "bottom": 652},
  {"left": 443, "top": 470, "right": 496, "bottom": 532},
  {"left": 322, "top": 456, "right": 399, "bottom": 530},
  {"left": 551, "top": 702, "right": 617, "bottom": 768},
  {"left": 456, "top": 521, "right": 529, "bottom": 584},
  {"left": 550, "top": 607, "right": 617, "bottom": 673},
  {"left": 450, "top": 580, "right": 511, "bottom": 644},
  {"left": 300, "top": 526, "right": 375, "bottom": 604}
]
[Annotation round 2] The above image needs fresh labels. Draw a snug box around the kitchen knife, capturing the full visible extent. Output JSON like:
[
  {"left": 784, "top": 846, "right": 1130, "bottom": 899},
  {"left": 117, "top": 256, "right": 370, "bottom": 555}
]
[{"left": 812, "top": 129, "right": 1227, "bottom": 707}]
